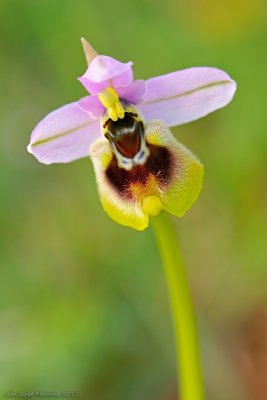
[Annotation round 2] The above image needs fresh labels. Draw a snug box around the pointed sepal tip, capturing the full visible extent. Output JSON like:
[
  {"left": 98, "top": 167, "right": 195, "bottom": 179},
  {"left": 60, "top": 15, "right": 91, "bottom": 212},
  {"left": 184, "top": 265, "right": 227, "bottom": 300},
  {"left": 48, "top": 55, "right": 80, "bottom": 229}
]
[{"left": 81, "top": 37, "right": 98, "bottom": 66}]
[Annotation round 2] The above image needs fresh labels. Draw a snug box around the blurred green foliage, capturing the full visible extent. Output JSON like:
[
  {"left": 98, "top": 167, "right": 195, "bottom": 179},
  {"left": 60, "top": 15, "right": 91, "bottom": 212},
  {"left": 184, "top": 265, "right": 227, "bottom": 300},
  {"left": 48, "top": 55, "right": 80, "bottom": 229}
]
[{"left": 0, "top": 0, "right": 266, "bottom": 399}]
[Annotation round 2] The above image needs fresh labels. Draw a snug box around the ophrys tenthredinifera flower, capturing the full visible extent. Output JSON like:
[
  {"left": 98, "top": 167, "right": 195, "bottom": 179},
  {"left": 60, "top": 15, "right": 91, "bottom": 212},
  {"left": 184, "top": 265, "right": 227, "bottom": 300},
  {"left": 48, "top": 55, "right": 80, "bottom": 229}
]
[{"left": 28, "top": 38, "right": 236, "bottom": 230}]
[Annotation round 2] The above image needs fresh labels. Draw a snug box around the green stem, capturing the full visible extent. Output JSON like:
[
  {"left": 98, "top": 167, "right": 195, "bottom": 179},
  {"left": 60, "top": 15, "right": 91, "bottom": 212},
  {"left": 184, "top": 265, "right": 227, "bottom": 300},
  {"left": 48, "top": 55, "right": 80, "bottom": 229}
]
[{"left": 151, "top": 211, "right": 205, "bottom": 400}]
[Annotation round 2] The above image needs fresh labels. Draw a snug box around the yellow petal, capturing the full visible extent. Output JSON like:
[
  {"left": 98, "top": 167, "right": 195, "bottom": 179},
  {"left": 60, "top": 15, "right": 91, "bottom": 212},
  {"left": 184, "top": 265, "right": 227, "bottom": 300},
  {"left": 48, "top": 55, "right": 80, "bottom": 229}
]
[{"left": 145, "top": 120, "right": 204, "bottom": 217}]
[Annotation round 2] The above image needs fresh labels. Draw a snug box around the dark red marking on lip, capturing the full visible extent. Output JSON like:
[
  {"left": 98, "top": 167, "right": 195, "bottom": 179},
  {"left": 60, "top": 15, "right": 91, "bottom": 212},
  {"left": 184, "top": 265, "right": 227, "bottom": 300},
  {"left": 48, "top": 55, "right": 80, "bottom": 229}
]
[
  {"left": 115, "top": 129, "right": 141, "bottom": 158},
  {"left": 105, "top": 143, "right": 174, "bottom": 199},
  {"left": 104, "top": 113, "right": 144, "bottom": 158}
]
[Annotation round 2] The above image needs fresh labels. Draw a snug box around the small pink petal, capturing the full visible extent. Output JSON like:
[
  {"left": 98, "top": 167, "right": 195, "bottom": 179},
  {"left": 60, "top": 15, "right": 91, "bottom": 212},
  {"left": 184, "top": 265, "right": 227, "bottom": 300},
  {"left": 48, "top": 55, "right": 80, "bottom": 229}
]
[
  {"left": 79, "top": 95, "right": 105, "bottom": 118},
  {"left": 28, "top": 102, "right": 101, "bottom": 164},
  {"left": 116, "top": 80, "right": 147, "bottom": 104},
  {"left": 78, "top": 55, "right": 133, "bottom": 95},
  {"left": 138, "top": 67, "right": 236, "bottom": 126}
]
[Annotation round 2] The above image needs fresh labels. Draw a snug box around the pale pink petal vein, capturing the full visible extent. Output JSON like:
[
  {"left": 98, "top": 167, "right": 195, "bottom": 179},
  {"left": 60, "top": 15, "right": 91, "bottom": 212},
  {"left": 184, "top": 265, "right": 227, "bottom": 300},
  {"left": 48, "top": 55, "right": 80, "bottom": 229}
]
[
  {"left": 138, "top": 67, "right": 236, "bottom": 126},
  {"left": 28, "top": 102, "right": 101, "bottom": 164}
]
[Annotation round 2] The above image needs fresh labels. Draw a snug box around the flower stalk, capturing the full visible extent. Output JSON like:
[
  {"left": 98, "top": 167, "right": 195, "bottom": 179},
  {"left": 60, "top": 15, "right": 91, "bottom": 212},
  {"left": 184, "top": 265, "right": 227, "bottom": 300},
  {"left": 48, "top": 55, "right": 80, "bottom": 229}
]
[{"left": 151, "top": 211, "right": 205, "bottom": 400}]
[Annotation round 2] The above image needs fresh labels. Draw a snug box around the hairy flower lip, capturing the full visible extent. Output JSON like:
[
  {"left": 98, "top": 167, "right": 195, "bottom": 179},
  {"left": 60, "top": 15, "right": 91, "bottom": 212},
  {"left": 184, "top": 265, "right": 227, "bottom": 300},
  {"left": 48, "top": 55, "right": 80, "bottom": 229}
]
[{"left": 90, "top": 120, "right": 204, "bottom": 230}]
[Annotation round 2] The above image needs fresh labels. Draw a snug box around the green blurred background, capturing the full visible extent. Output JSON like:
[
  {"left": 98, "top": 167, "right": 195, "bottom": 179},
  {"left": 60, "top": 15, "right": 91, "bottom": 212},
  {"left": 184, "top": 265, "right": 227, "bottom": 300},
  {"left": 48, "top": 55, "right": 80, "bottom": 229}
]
[{"left": 0, "top": 0, "right": 266, "bottom": 399}]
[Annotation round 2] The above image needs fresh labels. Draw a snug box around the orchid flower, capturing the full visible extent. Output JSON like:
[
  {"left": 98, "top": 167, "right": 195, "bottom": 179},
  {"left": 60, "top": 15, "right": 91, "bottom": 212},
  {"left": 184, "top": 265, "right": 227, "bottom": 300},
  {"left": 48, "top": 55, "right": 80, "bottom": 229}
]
[{"left": 28, "top": 38, "right": 236, "bottom": 230}]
